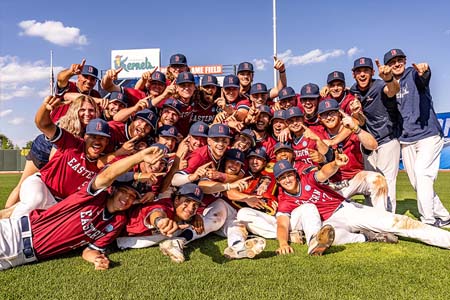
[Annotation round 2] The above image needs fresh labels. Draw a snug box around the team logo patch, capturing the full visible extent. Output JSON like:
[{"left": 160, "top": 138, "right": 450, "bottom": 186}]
[
  {"left": 305, "top": 185, "right": 311, "bottom": 191},
  {"left": 244, "top": 63, "right": 249, "bottom": 69},
  {"left": 88, "top": 66, "right": 94, "bottom": 73},
  {"left": 334, "top": 71, "right": 339, "bottom": 78},
  {"left": 105, "top": 224, "right": 114, "bottom": 233},
  {"left": 195, "top": 187, "right": 201, "bottom": 197},
  {"left": 325, "top": 101, "right": 331, "bottom": 108},
  {"left": 359, "top": 58, "right": 365, "bottom": 65},
  {"left": 391, "top": 49, "right": 397, "bottom": 55},
  {"left": 96, "top": 122, "right": 102, "bottom": 131},
  {"left": 218, "top": 125, "right": 224, "bottom": 133},
  {"left": 282, "top": 89, "right": 287, "bottom": 95},
  {"left": 155, "top": 73, "right": 160, "bottom": 79},
  {"left": 184, "top": 73, "right": 189, "bottom": 79},
  {"left": 306, "top": 85, "right": 312, "bottom": 93},
  {"left": 302, "top": 141, "right": 307, "bottom": 147},
  {"left": 175, "top": 55, "right": 180, "bottom": 62}
]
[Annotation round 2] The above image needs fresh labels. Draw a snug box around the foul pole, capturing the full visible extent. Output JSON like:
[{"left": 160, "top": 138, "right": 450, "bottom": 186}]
[{"left": 273, "top": 0, "right": 278, "bottom": 87}]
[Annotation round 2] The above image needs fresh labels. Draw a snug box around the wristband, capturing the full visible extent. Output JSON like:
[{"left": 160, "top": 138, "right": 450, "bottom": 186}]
[
  {"left": 384, "top": 76, "right": 394, "bottom": 83},
  {"left": 279, "top": 69, "right": 286, "bottom": 74},
  {"left": 137, "top": 172, "right": 142, "bottom": 182},
  {"left": 226, "top": 183, "right": 231, "bottom": 191},
  {"left": 352, "top": 126, "right": 361, "bottom": 134},
  {"left": 154, "top": 217, "right": 163, "bottom": 229}
]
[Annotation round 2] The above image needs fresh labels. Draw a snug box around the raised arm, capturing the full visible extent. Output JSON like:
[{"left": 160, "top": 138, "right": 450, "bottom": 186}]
[
  {"left": 35, "top": 96, "right": 60, "bottom": 138},
  {"left": 101, "top": 68, "right": 123, "bottom": 92},
  {"left": 57, "top": 59, "right": 85, "bottom": 90},
  {"left": 375, "top": 59, "right": 400, "bottom": 98}
]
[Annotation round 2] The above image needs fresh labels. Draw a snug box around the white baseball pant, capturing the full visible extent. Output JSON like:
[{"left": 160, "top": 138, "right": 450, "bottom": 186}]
[
  {"left": 12, "top": 174, "right": 58, "bottom": 219},
  {"left": 364, "top": 138, "right": 400, "bottom": 212},
  {"left": 401, "top": 135, "right": 449, "bottom": 224},
  {"left": 336, "top": 171, "right": 388, "bottom": 211}
]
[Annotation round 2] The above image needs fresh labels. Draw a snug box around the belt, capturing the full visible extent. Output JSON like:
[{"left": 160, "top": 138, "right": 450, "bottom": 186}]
[{"left": 20, "top": 216, "right": 36, "bottom": 259}]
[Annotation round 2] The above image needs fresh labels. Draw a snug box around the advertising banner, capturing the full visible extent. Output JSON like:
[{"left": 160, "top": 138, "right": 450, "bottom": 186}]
[{"left": 111, "top": 49, "right": 160, "bottom": 79}]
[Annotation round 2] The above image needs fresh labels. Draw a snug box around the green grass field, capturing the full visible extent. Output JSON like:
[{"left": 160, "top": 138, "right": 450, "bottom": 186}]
[{"left": 1, "top": 173, "right": 450, "bottom": 300}]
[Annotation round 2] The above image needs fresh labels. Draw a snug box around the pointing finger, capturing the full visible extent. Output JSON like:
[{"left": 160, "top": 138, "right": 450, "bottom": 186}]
[
  {"left": 80, "top": 58, "right": 86, "bottom": 69},
  {"left": 375, "top": 58, "right": 381, "bottom": 69},
  {"left": 114, "top": 67, "right": 123, "bottom": 75}
]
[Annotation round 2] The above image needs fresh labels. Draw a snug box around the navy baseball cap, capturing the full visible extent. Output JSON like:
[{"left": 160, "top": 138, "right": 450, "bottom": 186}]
[
  {"left": 108, "top": 92, "right": 128, "bottom": 107},
  {"left": 169, "top": 53, "right": 188, "bottom": 66},
  {"left": 353, "top": 57, "right": 374, "bottom": 71},
  {"left": 150, "top": 142, "right": 170, "bottom": 155},
  {"left": 274, "top": 142, "right": 294, "bottom": 154},
  {"left": 272, "top": 109, "right": 287, "bottom": 122},
  {"left": 327, "top": 71, "right": 345, "bottom": 84},
  {"left": 250, "top": 83, "right": 268, "bottom": 95},
  {"left": 384, "top": 49, "right": 406, "bottom": 65},
  {"left": 112, "top": 176, "right": 141, "bottom": 200},
  {"left": 278, "top": 87, "right": 296, "bottom": 101},
  {"left": 237, "top": 62, "right": 254, "bottom": 73},
  {"left": 225, "top": 148, "right": 246, "bottom": 165},
  {"left": 208, "top": 124, "right": 231, "bottom": 138},
  {"left": 81, "top": 65, "right": 99, "bottom": 80},
  {"left": 286, "top": 106, "right": 304, "bottom": 119},
  {"left": 176, "top": 72, "right": 195, "bottom": 84},
  {"left": 201, "top": 75, "right": 219, "bottom": 87},
  {"left": 177, "top": 183, "right": 204, "bottom": 203},
  {"left": 238, "top": 128, "right": 256, "bottom": 147},
  {"left": 162, "top": 98, "right": 182, "bottom": 116},
  {"left": 157, "top": 125, "right": 179, "bottom": 138},
  {"left": 135, "top": 109, "right": 158, "bottom": 130},
  {"left": 273, "top": 159, "right": 296, "bottom": 179},
  {"left": 318, "top": 99, "right": 340, "bottom": 115},
  {"left": 189, "top": 121, "right": 209, "bottom": 137},
  {"left": 85, "top": 118, "right": 111, "bottom": 138},
  {"left": 300, "top": 83, "right": 320, "bottom": 99},
  {"left": 151, "top": 71, "right": 167, "bottom": 85},
  {"left": 223, "top": 74, "right": 240, "bottom": 88},
  {"left": 248, "top": 147, "right": 268, "bottom": 161},
  {"left": 258, "top": 105, "right": 273, "bottom": 117}
]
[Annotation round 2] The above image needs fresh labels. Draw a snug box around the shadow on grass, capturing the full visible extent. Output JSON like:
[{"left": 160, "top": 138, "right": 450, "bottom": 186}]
[
  {"left": 396, "top": 198, "right": 420, "bottom": 218},
  {"left": 327, "top": 245, "right": 346, "bottom": 254}
]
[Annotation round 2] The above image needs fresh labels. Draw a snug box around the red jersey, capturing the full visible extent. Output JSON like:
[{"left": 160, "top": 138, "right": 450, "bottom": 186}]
[
  {"left": 122, "top": 87, "right": 147, "bottom": 107},
  {"left": 52, "top": 81, "right": 101, "bottom": 122},
  {"left": 178, "top": 145, "right": 224, "bottom": 176},
  {"left": 323, "top": 132, "right": 364, "bottom": 182},
  {"left": 124, "top": 198, "right": 174, "bottom": 236},
  {"left": 277, "top": 168, "right": 344, "bottom": 221},
  {"left": 255, "top": 134, "right": 278, "bottom": 160},
  {"left": 107, "top": 120, "right": 131, "bottom": 152},
  {"left": 291, "top": 135, "right": 318, "bottom": 165},
  {"left": 191, "top": 101, "right": 217, "bottom": 125},
  {"left": 30, "top": 185, "right": 127, "bottom": 260},
  {"left": 39, "top": 128, "right": 101, "bottom": 200}
]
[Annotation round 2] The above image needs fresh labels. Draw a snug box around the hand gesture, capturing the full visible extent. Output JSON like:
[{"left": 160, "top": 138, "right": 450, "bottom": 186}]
[
  {"left": 163, "top": 79, "right": 177, "bottom": 97},
  {"left": 334, "top": 151, "right": 349, "bottom": 167},
  {"left": 43, "top": 95, "right": 63, "bottom": 111},
  {"left": 119, "top": 136, "right": 140, "bottom": 156},
  {"left": 157, "top": 218, "right": 190, "bottom": 237},
  {"left": 213, "top": 111, "right": 228, "bottom": 123},
  {"left": 143, "top": 146, "right": 165, "bottom": 165},
  {"left": 229, "top": 176, "right": 252, "bottom": 192},
  {"left": 349, "top": 98, "right": 362, "bottom": 115},
  {"left": 141, "top": 67, "right": 158, "bottom": 81},
  {"left": 191, "top": 214, "right": 204, "bottom": 234},
  {"left": 339, "top": 110, "right": 357, "bottom": 131},
  {"left": 227, "top": 113, "right": 244, "bottom": 132},
  {"left": 105, "top": 67, "right": 123, "bottom": 81},
  {"left": 412, "top": 63, "right": 429, "bottom": 77},
  {"left": 301, "top": 123, "right": 320, "bottom": 141},
  {"left": 93, "top": 254, "right": 110, "bottom": 270},
  {"left": 277, "top": 127, "right": 291, "bottom": 143},
  {"left": 375, "top": 59, "right": 393, "bottom": 82},
  {"left": 273, "top": 56, "right": 285, "bottom": 73},
  {"left": 138, "top": 192, "right": 156, "bottom": 204},
  {"left": 320, "top": 85, "right": 330, "bottom": 98},
  {"left": 308, "top": 148, "right": 325, "bottom": 163},
  {"left": 69, "top": 58, "right": 86, "bottom": 76},
  {"left": 191, "top": 162, "right": 213, "bottom": 181},
  {"left": 245, "top": 196, "right": 266, "bottom": 209},
  {"left": 135, "top": 98, "right": 149, "bottom": 111}
]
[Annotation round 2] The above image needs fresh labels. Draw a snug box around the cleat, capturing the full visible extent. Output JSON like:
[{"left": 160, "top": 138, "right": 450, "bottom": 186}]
[
  {"left": 224, "top": 237, "right": 266, "bottom": 259},
  {"left": 289, "top": 230, "right": 305, "bottom": 244},
  {"left": 307, "top": 224, "right": 335, "bottom": 256},
  {"left": 360, "top": 229, "right": 398, "bottom": 243},
  {"left": 159, "top": 238, "right": 186, "bottom": 263}
]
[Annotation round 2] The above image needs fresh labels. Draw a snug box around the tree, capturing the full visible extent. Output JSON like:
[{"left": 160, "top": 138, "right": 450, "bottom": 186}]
[
  {"left": 24, "top": 140, "right": 33, "bottom": 149},
  {"left": 0, "top": 133, "right": 14, "bottom": 149}
]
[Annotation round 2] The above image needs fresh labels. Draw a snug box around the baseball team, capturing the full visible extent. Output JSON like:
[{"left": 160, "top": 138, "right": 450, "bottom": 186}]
[{"left": 0, "top": 48, "right": 448, "bottom": 270}]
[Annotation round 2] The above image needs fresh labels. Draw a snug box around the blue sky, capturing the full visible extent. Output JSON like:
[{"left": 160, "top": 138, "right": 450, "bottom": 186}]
[{"left": 1, "top": 0, "right": 450, "bottom": 147}]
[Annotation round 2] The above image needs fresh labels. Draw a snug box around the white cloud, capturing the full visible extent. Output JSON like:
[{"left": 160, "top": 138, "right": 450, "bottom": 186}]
[
  {"left": 8, "top": 117, "right": 25, "bottom": 125},
  {"left": 0, "top": 109, "right": 13, "bottom": 117},
  {"left": 347, "top": 47, "right": 361, "bottom": 57},
  {"left": 18, "top": 20, "right": 88, "bottom": 47},
  {"left": 0, "top": 85, "right": 35, "bottom": 101},
  {"left": 0, "top": 56, "right": 63, "bottom": 102},
  {"left": 277, "top": 48, "right": 346, "bottom": 67},
  {"left": 253, "top": 58, "right": 269, "bottom": 71}
]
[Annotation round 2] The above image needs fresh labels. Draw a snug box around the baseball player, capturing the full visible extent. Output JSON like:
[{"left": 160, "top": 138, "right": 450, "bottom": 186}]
[
  {"left": 317, "top": 99, "right": 389, "bottom": 211},
  {"left": 252, "top": 105, "right": 277, "bottom": 159},
  {"left": 384, "top": 48, "right": 450, "bottom": 226},
  {"left": 52, "top": 59, "right": 101, "bottom": 122},
  {"left": 274, "top": 157, "right": 450, "bottom": 255},
  {"left": 276, "top": 87, "right": 298, "bottom": 110},
  {"left": 350, "top": 57, "right": 401, "bottom": 212},
  {"left": 102, "top": 92, "right": 128, "bottom": 121},
  {"left": 6, "top": 96, "right": 113, "bottom": 219},
  {"left": 192, "top": 75, "right": 220, "bottom": 124},
  {"left": 0, "top": 146, "right": 164, "bottom": 270},
  {"left": 115, "top": 183, "right": 204, "bottom": 255}
]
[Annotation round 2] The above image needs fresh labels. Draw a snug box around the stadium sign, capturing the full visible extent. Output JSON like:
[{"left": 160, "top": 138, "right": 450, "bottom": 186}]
[{"left": 111, "top": 49, "right": 160, "bottom": 79}]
